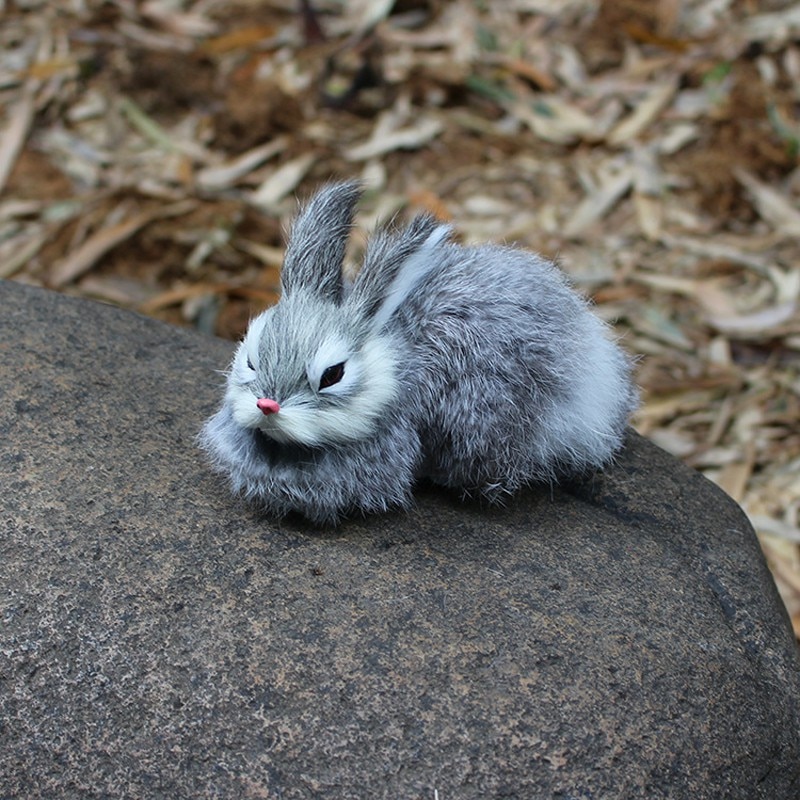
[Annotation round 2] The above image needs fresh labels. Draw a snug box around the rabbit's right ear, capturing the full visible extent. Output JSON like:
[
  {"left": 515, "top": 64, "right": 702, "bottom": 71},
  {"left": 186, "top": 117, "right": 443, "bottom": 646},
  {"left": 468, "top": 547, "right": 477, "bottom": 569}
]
[{"left": 280, "top": 181, "right": 361, "bottom": 304}]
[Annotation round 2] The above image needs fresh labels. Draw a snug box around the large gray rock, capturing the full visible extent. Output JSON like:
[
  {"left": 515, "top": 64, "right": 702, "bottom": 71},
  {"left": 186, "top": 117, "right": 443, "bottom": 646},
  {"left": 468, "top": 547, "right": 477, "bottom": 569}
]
[{"left": 1, "top": 279, "right": 798, "bottom": 799}]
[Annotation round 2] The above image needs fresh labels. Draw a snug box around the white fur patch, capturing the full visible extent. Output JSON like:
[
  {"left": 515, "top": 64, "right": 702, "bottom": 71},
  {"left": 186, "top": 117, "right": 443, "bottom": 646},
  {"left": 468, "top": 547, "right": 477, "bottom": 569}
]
[
  {"left": 226, "top": 312, "right": 269, "bottom": 428},
  {"left": 227, "top": 380, "right": 265, "bottom": 430},
  {"left": 554, "top": 326, "right": 626, "bottom": 460},
  {"left": 230, "top": 312, "right": 269, "bottom": 383}
]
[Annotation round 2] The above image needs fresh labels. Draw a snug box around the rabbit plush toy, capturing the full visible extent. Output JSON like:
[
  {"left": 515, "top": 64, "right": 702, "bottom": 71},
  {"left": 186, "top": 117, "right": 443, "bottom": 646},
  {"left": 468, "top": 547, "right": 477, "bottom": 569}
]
[{"left": 201, "top": 182, "right": 638, "bottom": 524}]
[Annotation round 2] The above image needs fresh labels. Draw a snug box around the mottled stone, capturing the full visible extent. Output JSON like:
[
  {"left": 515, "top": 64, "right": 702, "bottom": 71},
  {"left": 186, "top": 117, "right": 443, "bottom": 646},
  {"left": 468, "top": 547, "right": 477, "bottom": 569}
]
[{"left": 1, "top": 279, "right": 798, "bottom": 799}]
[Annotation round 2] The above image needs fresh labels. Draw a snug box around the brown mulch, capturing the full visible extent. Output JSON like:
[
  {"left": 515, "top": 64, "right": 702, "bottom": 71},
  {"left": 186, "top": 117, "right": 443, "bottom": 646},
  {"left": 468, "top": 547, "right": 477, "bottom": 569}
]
[{"left": 2, "top": 0, "right": 798, "bottom": 636}]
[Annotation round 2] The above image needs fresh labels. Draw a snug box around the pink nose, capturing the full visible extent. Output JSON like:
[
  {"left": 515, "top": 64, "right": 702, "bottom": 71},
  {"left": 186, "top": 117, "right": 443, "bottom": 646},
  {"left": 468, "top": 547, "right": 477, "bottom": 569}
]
[{"left": 256, "top": 398, "right": 280, "bottom": 415}]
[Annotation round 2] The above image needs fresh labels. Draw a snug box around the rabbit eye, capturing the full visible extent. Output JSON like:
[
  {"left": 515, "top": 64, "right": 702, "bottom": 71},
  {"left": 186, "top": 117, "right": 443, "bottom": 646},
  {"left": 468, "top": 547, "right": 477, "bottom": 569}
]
[{"left": 319, "top": 362, "right": 345, "bottom": 390}]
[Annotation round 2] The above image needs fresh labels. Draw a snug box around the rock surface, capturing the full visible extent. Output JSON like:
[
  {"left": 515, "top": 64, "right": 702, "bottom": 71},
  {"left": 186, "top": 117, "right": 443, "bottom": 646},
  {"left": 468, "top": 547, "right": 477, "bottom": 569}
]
[{"left": 1, "top": 279, "right": 798, "bottom": 799}]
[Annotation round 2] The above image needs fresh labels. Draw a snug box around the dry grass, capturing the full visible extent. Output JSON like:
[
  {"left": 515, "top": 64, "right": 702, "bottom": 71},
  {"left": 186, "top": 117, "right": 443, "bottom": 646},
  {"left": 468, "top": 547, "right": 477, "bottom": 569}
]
[{"left": 2, "top": 0, "right": 798, "bottom": 637}]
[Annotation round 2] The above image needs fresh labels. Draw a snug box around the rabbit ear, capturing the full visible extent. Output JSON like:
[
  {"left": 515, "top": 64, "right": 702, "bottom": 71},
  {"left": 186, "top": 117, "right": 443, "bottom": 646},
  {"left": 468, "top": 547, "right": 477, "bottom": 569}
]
[
  {"left": 280, "top": 181, "right": 362, "bottom": 303},
  {"left": 348, "top": 213, "right": 451, "bottom": 331}
]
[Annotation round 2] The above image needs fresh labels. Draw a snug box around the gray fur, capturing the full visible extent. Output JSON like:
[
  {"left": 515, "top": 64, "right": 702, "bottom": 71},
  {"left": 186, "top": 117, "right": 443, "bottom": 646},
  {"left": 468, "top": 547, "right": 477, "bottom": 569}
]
[{"left": 200, "top": 182, "right": 638, "bottom": 524}]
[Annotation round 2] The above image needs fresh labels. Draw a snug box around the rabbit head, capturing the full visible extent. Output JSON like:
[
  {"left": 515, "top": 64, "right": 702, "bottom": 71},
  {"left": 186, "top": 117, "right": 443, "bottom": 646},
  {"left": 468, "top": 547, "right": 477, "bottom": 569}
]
[{"left": 224, "top": 182, "right": 450, "bottom": 448}]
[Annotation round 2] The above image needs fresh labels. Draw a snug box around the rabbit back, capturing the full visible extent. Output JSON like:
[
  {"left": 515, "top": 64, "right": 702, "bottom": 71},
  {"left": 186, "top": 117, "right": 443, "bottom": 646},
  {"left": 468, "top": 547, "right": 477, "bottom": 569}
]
[{"left": 387, "top": 243, "right": 637, "bottom": 499}]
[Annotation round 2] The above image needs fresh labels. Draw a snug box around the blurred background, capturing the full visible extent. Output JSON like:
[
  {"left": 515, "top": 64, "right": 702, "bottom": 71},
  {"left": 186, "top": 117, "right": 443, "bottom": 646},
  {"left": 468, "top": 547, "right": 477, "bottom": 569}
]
[{"left": 1, "top": 0, "right": 798, "bottom": 636}]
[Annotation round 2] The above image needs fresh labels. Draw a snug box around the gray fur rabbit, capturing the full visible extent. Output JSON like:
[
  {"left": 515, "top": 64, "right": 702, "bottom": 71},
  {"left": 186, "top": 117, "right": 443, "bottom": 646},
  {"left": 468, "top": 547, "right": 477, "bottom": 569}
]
[{"left": 200, "top": 182, "right": 638, "bottom": 524}]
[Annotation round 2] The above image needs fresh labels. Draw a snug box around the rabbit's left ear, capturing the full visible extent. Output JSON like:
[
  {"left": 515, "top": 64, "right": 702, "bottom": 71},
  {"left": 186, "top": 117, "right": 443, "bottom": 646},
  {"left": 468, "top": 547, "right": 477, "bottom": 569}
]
[
  {"left": 349, "top": 213, "right": 451, "bottom": 331},
  {"left": 280, "top": 182, "right": 361, "bottom": 303}
]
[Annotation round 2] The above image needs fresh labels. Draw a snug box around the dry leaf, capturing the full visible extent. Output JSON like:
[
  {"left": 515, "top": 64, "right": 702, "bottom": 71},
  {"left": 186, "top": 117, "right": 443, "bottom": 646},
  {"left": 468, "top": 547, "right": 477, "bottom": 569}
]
[
  {"left": 196, "top": 138, "right": 288, "bottom": 191},
  {"left": 563, "top": 167, "right": 634, "bottom": 237},
  {"left": 249, "top": 154, "right": 316, "bottom": 211},
  {"left": 510, "top": 96, "right": 596, "bottom": 144},
  {"left": 0, "top": 228, "right": 48, "bottom": 279},
  {"left": 344, "top": 117, "right": 443, "bottom": 161},
  {"left": 736, "top": 169, "right": 800, "bottom": 237},
  {"left": 707, "top": 301, "right": 798, "bottom": 337},
  {"left": 607, "top": 82, "right": 677, "bottom": 146},
  {"left": 50, "top": 201, "right": 195, "bottom": 287},
  {"left": 199, "top": 25, "right": 278, "bottom": 55},
  {"left": 0, "top": 80, "right": 37, "bottom": 194}
]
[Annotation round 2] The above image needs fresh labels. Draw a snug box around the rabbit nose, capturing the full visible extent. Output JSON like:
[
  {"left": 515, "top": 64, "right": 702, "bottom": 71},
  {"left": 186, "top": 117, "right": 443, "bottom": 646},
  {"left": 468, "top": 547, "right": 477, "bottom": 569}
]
[{"left": 256, "top": 398, "right": 280, "bottom": 415}]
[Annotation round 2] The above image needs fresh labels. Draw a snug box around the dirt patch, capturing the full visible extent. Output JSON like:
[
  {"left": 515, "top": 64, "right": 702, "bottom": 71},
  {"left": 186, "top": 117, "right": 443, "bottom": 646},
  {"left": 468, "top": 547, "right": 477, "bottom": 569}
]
[{"left": 672, "top": 59, "right": 797, "bottom": 222}]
